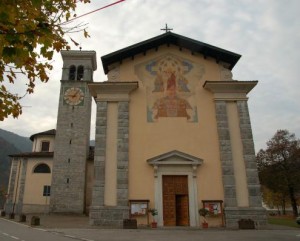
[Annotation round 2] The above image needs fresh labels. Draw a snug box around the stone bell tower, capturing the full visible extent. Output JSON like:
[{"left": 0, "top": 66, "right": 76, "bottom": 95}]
[{"left": 50, "top": 50, "right": 97, "bottom": 213}]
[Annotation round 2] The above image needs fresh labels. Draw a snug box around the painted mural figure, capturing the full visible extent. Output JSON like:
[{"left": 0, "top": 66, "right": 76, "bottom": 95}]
[
  {"left": 152, "top": 71, "right": 192, "bottom": 120},
  {"left": 140, "top": 54, "right": 199, "bottom": 122},
  {"left": 153, "top": 74, "right": 164, "bottom": 92},
  {"left": 177, "top": 75, "right": 190, "bottom": 92}
]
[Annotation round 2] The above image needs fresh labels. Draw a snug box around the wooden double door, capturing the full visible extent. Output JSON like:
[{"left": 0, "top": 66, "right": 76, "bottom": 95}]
[{"left": 163, "top": 175, "right": 189, "bottom": 226}]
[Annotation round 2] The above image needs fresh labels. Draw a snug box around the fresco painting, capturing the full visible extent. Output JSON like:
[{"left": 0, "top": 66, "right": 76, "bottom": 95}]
[{"left": 136, "top": 54, "right": 204, "bottom": 123}]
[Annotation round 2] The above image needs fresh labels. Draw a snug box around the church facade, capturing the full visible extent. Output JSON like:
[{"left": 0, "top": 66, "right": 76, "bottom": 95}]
[{"left": 5, "top": 32, "right": 266, "bottom": 228}]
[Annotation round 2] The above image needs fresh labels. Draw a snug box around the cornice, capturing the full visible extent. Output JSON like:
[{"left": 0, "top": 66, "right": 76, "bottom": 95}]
[
  {"left": 88, "top": 81, "right": 138, "bottom": 101},
  {"left": 61, "top": 50, "right": 97, "bottom": 71},
  {"left": 203, "top": 80, "right": 258, "bottom": 100}
]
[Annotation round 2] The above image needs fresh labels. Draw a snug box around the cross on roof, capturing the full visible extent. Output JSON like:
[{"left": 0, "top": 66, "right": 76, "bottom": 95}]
[{"left": 161, "top": 23, "right": 173, "bottom": 33}]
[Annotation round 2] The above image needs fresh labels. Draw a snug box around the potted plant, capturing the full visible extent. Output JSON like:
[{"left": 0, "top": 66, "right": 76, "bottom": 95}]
[
  {"left": 148, "top": 208, "right": 158, "bottom": 228},
  {"left": 198, "top": 208, "right": 209, "bottom": 228}
]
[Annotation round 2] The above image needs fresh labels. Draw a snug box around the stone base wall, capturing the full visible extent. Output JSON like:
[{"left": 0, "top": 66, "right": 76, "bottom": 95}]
[
  {"left": 89, "top": 206, "right": 129, "bottom": 227},
  {"left": 4, "top": 202, "right": 23, "bottom": 214},
  {"left": 22, "top": 204, "right": 49, "bottom": 214},
  {"left": 4, "top": 203, "right": 50, "bottom": 214},
  {"left": 224, "top": 207, "right": 267, "bottom": 229},
  {"left": 50, "top": 202, "right": 85, "bottom": 214},
  {"left": 4, "top": 202, "right": 14, "bottom": 214}
]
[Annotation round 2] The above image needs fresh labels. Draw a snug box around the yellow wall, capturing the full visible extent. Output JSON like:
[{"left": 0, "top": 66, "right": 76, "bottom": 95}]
[
  {"left": 104, "top": 102, "right": 118, "bottom": 206},
  {"left": 227, "top": 101, "right": 249, "bottom": 207},
  {"left": 23, "top": 159, "right": 52, "bottom": 205},
  {"left": 32, "top": 136, "right": 55, "bottom": 152},
  {"left": 108, "top": 45, "right": 225, "bottom": 207}
]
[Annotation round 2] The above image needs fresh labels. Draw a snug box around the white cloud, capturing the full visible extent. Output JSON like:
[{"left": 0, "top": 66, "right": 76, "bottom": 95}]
[{"left": 1, "top": 0, "right": 300, "bottom": 152}]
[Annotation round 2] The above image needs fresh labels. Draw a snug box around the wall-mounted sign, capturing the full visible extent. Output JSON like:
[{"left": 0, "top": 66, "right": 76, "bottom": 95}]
[
  {"left": 202, "top": 200, "right": 224, "bottom": 226},
  {"left": 129, "top": 200, "right": 149, "bottom": 216}
]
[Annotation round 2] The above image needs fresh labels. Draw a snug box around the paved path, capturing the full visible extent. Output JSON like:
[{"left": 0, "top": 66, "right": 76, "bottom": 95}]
[{"left": 1, "top": 215, "right": 300, "bottom": 241}]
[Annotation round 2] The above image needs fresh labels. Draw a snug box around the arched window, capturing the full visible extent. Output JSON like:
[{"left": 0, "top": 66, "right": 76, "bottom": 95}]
[
  {"left": 69, "top": 65, "right": 76, "bottom": 81},
  {"left": 33, "top": 164, "right": 51, "bottom": 173},
  {"left": 77, "top": 65, "right": 84, "bottom": 80}
]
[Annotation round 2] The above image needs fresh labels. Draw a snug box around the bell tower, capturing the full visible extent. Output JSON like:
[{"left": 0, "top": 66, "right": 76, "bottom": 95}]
[{"left": 50, "top": 50, "right": 97, "bottom": 213}]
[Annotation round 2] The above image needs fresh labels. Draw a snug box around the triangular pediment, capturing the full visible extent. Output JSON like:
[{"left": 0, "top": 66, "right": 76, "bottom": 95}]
[
  {"left": 147, "top": 150, "right": 203, "bottom": 166},
  {"left": 101, "top": 32, "right": 241, "bottom": 74}
]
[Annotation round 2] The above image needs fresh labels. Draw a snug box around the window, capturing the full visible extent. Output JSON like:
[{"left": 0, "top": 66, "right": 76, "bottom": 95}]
[
  {"left": 77, "top": 65, "right": 84, "bottom": 80},
  {"left": 33, "top": 164, "right": 51, "bottom": 173},
  {"left": 68, "top": 65, "right": 84, "bottom": 81},
  {"left": 41, "top": 141, "right": 50, "bottom": 152},
  {"left": 43, "top": 185, "right": 51, "bottom": 196},
  {"left": 69, "top": 65, "right": 76, "bottom": 80}
]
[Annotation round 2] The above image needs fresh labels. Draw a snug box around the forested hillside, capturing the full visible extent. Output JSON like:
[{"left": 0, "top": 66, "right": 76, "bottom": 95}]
[
  {"left": 0, "top": 129, "right": 31, "bottom": 152},
  {"left": 0, "top": 129, "right": 31, "bottom": 208}
]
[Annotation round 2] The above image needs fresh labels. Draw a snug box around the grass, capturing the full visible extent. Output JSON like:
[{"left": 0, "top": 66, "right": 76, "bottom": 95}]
[{"left": 268, "top": 216, "right": 300, "bottom": 228}]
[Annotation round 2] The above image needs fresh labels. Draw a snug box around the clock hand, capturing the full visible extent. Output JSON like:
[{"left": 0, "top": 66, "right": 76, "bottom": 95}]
[{"left": 72, "top": 90, "right": 80, "bottom": 97}]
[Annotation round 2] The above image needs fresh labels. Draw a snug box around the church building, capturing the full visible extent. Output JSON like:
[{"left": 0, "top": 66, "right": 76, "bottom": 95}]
[{"left": 5, "top": 31, "right": 266, "bottom": 228}]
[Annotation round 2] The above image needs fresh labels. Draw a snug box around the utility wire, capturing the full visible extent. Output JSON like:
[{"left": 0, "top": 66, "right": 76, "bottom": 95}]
[{"left": 62, "top": 0, "right": 125, "bottom": 24}]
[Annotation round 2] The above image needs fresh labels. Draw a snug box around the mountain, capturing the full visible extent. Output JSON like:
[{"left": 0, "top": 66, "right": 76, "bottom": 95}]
[
  {"left": 0, "top": 138, "right": 22, "bottom": 208},
  {"left": 0, "top": 129, "right": 32, "bottom": 152},
  {"left": 0, "top": 129, "right": 31, "bottom": 208}
]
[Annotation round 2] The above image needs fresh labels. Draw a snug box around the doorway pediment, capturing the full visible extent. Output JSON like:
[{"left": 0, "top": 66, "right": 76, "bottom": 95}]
[
  {"left": 147, "top": 150, "right": 203, "bottom": 177},
  {"left": 147, "top": 150, "right": 202, "bottom": 226}
]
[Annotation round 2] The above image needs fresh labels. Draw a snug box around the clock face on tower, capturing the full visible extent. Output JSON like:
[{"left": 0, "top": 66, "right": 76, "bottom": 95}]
[{"left": 63, "top": 87, "right": 85, "bottom": 106}]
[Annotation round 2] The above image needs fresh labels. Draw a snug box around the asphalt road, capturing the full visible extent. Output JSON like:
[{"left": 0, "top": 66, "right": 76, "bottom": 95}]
[
  {"left": 1, "top": 218, "right": 300, "bottom": 241},
  {"left": 0, "top": 218, "right": 81, "bottom": 241}
]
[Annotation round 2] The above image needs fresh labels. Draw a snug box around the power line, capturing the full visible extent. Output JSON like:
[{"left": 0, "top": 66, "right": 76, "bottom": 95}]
[{"left": 63, "top": 0, "right": 126, "bottom": 24}]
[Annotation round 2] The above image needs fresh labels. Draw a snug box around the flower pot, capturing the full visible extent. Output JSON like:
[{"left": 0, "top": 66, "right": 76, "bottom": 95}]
[
  {"left": 151, "top": 222, "right": 157, "bottom": 228},
  {"left": 202, "top": 222, "right": 208, "bottom": 228}
]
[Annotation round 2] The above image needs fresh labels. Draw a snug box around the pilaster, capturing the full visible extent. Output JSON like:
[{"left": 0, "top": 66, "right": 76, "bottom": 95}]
[
  {"left": 15, "top": 159, "right": 27, "bottom": 214},
  {"left": 89, "top": 82, "right": 137, "bottom": 227},
  {"left": 204, "top": 80, "right": 266, "bottom": 228},
  {"left": 4, "top": 158, "right": 19, "bottom": 214},
  {"left": 92, "top": 101, "right": 107, "bottom": 207},
  {"left": 237, "top": 100, "right": 264, "bottom": 208},
  {"left": 215, "top": 101, "right": 237, "bottom": 207},
  {"left": 117, "top": 102, "right": 129, "bottom": 207}
]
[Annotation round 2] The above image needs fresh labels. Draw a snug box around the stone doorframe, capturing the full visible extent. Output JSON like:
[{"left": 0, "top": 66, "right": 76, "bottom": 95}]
[{"left": 147, "top": 150, "right": 203, "bottom": 227}]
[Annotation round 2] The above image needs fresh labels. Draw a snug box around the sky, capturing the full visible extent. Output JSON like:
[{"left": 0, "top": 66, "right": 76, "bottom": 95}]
[{"left": 1, "top": 0, "right": 300, "bottom": 152}]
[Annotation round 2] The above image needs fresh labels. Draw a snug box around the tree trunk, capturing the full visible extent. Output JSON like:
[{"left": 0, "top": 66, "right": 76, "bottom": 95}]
[
  {"left": 282, "top": 207, "right": 285, "bottom": 215},
  {"left": 288, "top": 185, "right": 299, "bottom": 217},
  {"left": 282, "top": 198, "right": 286, "bottom": 215},
  {"left": 276, "top": 205, "right": 280, "bottom": 215}
]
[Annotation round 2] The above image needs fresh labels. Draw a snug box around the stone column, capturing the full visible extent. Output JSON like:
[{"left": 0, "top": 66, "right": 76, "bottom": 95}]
[
  {"left": 117, "top": 102, "right": 129, "bottom": 207},
  {"left": 236, "top": 101, "right": 267, "bottom": 226},
  {"left": 4, "top": 158, "right": 19, "bottom": 214},
  {"left": 237, "top": 101, "right": 263, "bottom": 207},
  {"left": 89, "top": 82, "right": 138, "bottom": 227},
  {"left": 16, "top": 159, "right": 27, "bottom": 214},
  {"left": 215, "top": 101, "right": 237, "bottom": 208},
  {"left": 204, "top": 81, "right": 267, "bottom": 228},
  {"left": 89, "top": 101, "right": 130, "bottom": 227},
  {"left": 91, "top": 101, "right": 107, "bottom": 208}
]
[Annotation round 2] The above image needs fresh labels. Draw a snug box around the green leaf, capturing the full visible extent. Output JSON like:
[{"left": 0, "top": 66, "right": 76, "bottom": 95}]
[
  {"left": 2, "top": 47, "right": 16, "bottom": 57},
  {"left": 0, "top": 12, "right": 9, "bottom": 22},
  {"left": 31, "top": 0, "right": 42, "bottom": 7}
]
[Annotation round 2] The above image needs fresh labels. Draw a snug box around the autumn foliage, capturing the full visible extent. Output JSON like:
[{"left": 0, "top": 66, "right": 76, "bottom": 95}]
[
  {"left": 257, "top": 130, "right": 300, "bottom": 217},
  {"left": 0, "top": 0, "right": 90, "bottom": 120}
]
